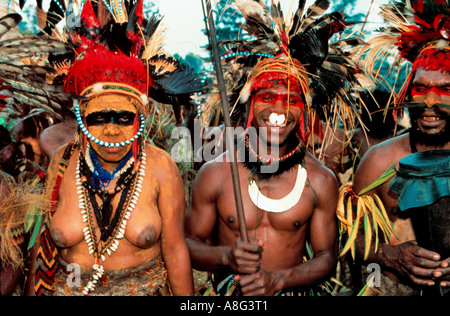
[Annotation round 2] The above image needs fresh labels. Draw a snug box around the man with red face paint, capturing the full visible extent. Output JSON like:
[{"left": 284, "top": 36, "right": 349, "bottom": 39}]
[
  {"left": 347, "top": 0, "right": 450, "bottom": 296},
  {"left": 186, "top": 54, "right": 340, "bottom": 296}
]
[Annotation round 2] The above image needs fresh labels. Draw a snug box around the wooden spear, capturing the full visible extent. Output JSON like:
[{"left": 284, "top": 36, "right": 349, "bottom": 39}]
[{"left": 202, "top": 0, "right": 249, "bottom": 242}]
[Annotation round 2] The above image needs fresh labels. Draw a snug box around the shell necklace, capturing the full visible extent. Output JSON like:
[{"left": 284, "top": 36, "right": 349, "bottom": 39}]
[
  {"left": 76, "top": 149, "right": 146, "bottom": 295},
  {"left": 248, "top": 165, "right": 307, "bottom": 213}
]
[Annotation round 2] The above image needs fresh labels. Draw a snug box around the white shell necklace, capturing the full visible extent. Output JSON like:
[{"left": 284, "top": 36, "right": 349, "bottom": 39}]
[
  {"left": 76, "top": 149, "right": 146, "bottom": 295},
  {"left": 248, "top": 165, "right": 307, "bottom": 213}
]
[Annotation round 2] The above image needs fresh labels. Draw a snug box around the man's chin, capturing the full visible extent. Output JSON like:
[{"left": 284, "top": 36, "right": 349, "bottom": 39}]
[{"left": 411, "top": 127, "right": 450, "bottom": 147}]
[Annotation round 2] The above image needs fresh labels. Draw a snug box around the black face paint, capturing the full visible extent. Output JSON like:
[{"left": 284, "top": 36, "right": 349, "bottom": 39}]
[{"left": 85, "top": 111, "right": 137, "bottom": 127}]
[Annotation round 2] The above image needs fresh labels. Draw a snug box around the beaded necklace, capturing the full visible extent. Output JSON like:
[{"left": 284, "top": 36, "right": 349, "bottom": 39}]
[
  {"left": 86, "top": 145, "right": 134, "bottom": 190},
  {"left": 245, "top": 133, "right": 303, "bottom": 165},
  {"left": 76, "top": 148, "right": 146, "bottom": 295}
]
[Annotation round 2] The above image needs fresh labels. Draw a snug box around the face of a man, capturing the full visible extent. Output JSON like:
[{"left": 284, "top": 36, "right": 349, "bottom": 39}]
[
  {"left": 251, "top": 84, "right": 303, "bottom": 147},
  {"left": 409, "top": 67, "right": 450, "bottom": 146},
  {"left": 83, "top": 94, "right": 138, "bottom": 164}
]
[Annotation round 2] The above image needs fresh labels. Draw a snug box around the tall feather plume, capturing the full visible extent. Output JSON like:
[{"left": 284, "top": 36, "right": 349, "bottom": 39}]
[
  {"left": 296, "top": 0, "right": 331, "bottom": 35},
  {"left": 235, "top": 0, "right": 273, "bottom": 39},
  {"left": 289, "top": 0, "right": 307, "bottom": 36},
  {"left": 46, "top": 0, "right": 204, "bottom": 124},
  {"left": 203, "top": 0, "right": 368, "bottom": 140},
  {"left": 0, "top": 14, "right": 21, "bottom": 38}
]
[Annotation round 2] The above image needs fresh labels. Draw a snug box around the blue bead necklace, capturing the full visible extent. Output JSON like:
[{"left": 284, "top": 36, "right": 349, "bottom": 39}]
[{"left": 90, "top": 149, "right": 133, "bottom": 190}]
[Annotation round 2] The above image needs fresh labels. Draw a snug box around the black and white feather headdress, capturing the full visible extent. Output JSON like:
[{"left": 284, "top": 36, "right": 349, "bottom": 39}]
[{"left": 203, "top": 0, "right": 368, "bottom": 141}]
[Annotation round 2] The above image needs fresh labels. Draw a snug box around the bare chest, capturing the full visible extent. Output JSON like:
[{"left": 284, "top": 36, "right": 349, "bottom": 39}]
[
  {"left": 216, "top": 167, "right": 316, "bottom": 234},
  {"left": 50, "top": 163, "right": 162, "bottom": 250}
]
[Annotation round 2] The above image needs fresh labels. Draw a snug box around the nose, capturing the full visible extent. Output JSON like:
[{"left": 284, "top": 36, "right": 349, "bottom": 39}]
[
  {"left": 424, "top": 90, "right": 443, "bottom": 108},
  {"left": 103, "top": 123, "right": 121, "bottom": 136},
  {"left": 272, "top": 98, "right": 286, "bottom": 113}
]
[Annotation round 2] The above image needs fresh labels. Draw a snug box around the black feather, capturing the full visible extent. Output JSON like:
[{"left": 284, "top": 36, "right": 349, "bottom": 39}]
[
  {"left": 290, "top": 0, "right": 307, "bottom": 37},
  {"left": 43, "top": 0, "right": 67, "bottom": 36}
]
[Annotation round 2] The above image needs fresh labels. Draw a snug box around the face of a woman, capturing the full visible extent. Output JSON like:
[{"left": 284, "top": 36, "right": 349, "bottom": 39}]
[{"left": 83, "top": 94, "right": 138, "bottom": 164}]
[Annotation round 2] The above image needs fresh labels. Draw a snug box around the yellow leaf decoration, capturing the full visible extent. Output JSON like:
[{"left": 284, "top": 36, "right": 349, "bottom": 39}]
[{"left": 337, "top": 164, "right": 398, "bottom": 260}]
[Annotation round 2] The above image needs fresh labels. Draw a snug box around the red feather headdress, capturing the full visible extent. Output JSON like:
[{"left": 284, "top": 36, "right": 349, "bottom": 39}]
[
  {"left": 36, "top": 0, "right": 204, "bottom": 122},
  {"left": 360, "top": 0, "right": 449, "bottom": 116}
]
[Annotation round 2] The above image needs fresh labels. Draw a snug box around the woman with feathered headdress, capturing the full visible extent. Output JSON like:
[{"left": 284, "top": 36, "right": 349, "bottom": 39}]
[{"left": 28, "top": 0, "right": 203, "bottom": 296}]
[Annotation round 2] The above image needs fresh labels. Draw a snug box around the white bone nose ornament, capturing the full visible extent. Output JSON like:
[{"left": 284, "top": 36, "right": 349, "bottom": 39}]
[{"left": 269, "top": 113, "right": 286, "bottom": 126}]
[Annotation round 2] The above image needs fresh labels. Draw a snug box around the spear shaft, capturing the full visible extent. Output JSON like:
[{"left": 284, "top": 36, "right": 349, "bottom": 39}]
[{"left": 202, "top": 0, "right": 248, "bottom": 242}]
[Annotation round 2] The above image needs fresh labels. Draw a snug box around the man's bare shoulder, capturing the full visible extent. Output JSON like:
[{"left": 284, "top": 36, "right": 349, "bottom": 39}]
[
  {"left": 197, "top": 153, "right": 230, "bottom": 179},
  {"left": 354, "top": 134, "right": 410, "bottom": 192},
  {"left": 359, "top": 134, "right": 410, "bottom": 173},
  {"left": 303, "top": 152, "right": 339, "bottom": 211},
  {"left": 304, "top": 152, "right": 338, "bottom": 184}
]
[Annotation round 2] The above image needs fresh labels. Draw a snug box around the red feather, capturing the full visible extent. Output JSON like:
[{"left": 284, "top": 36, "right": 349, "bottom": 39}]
[
  {"left": 81, "top": 0, "right": 100, "bottom": 31},
  {"left": 64, "top": 48, "right": 150, "bottom": 95}
]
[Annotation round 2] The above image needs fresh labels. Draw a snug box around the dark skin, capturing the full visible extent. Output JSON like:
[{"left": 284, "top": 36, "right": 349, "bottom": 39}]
[
  {"left": 39, "top": 117, "right": 78, "bottom": 163},
  {"left": 353, "top": 68, "right": 450, "bottom": 288},
  {"left": 186, "top": 85, "right": 339, "bottom": 296}
]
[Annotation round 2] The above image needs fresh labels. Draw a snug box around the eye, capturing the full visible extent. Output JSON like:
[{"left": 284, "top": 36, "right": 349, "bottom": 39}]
[
  {"left": 117, "top": 113, "right": 136, "bottom": 126},
  {"left": 118, "top": 115, "right": 132, "bottom": 124},
  {"left": 289, "top": 98, "right": 301, "bottom": 105},
  {"left": 413, "top": 85, "right": 427, "bottom": 92},
  {"left": 94, "top": 114, "right": 106, "bottom": 123}
]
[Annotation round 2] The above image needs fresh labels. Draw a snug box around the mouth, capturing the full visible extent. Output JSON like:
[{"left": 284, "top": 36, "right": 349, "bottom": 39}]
[
  {"left": 267, "top": 113, "right": 286, "bottom": 127},
  {"left": 104, "top": 146, "right": 123, "bottom": 153},
  {"left": 418, "top": 114, "right": 444, "bottom": 128},
  {"left": 92, "top": 141, "right": 128, "bottom": 154},
  {"left": 262, "top": 113, "right": 296, "bottom": 129}
]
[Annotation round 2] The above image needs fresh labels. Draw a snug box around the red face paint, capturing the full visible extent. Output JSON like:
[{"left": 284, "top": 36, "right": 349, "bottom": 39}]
[
  {"left": 411, "top": 86, "right": 450, "bottom": 97},
  {"left": 254, "top": 92, "right": 305, "bottom": 109}
]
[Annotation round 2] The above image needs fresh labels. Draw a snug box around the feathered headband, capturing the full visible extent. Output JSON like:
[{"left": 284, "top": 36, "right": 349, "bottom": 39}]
[{"left": 212, "top": 0, "right": 365, "bottom": 141}]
